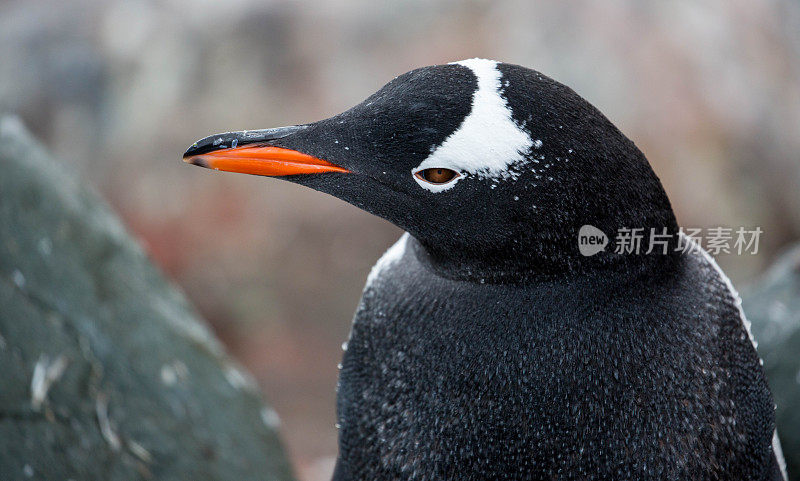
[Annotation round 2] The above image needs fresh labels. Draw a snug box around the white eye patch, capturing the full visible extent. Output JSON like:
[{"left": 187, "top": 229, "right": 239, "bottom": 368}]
[{"left": 412, "top": 58, "right": 534, "bottom": 193}]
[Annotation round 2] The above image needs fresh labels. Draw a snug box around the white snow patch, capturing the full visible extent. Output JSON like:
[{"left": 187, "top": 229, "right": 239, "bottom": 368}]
[
  {"left": 160, "top": 364, "right": 178, "bottom": 386},
  {"left": 365, "top": 233, "right": 409, "bottom": 288},
  {"left": 12, "top": 269, "right": 25, "bottom": 288},
  {"left": 224, "top": 364, "right": 257, "bottom": 392},
  {"left": 30, "top": 354, "right": 69, "bottom": 411},
  {"left": 260, "top": 406, "right": 281, "bottom": 429},
  {"left": 0, "top": 116, "right": 28, "bottom": 138},
  {"left": 96, "top": 394, "right": 121, "bottom": 451},
  {"left": 128, "top": 439, "right": 153, "bottom": 464},
  {"left": 160, "top": 360, "right": 188, "bottom": 386},
  {"left": 38, "top": 237, "right": 52, "bottom": 256},
  {"left": 412, "top": 58, "right": 533, "bottom": 192}
]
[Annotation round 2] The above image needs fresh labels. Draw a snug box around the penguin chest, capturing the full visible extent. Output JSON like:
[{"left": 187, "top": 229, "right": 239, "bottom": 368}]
[
  {"left": 332, "top": 254, "right": 777, "bottom": 480},
  {"left": 334, "top": 275, "right": 573, "bottom": 479}
]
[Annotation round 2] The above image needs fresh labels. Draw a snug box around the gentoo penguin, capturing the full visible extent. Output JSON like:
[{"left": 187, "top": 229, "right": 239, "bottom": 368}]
[{"left": 184, "top": 59, "right": 788, "bottom": 480}]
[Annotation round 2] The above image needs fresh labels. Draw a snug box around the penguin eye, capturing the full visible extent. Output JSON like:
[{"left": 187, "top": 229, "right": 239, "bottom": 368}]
[{"left": 414, "top": 168, "right": 459, "bottom": 185}]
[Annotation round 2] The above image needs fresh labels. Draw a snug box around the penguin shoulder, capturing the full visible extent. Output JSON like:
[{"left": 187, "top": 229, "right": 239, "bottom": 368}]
[
  {"left": 364, "top": 232, "right": 413, "bottom": 290},
  {"left": 677, "top": 233, "right": 756, "bottom": 347}
]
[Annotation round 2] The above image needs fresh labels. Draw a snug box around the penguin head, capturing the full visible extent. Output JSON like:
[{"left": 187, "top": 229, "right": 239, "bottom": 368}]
[{"left": 184, "top": 59, "right": 677, "bottom": 281}]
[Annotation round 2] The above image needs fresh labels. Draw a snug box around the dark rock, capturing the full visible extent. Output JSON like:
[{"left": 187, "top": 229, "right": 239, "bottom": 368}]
[
  {"left": 743, "top": 245, "right": 800, "bottom": 480},
  {"left": 0, "top": 117, "right": 294, "bottom": 481}
]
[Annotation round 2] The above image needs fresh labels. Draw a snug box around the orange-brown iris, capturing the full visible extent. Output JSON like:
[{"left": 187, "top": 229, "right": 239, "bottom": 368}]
[{"left": 415, "top": 168, "right": 458, "bottom": 184}]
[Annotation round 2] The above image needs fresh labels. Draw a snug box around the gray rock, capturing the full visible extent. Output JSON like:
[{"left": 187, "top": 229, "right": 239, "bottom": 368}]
[
  {"left": 743, "top": 245, "right": 800, "bottom": 479},
  {"left": 0, "top": 116, "right": 294, "bottom": 481}
]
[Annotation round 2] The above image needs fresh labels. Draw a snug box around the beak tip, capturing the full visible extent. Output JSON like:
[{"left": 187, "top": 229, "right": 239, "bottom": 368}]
[{"left": 182, "top": 142, "right": 201, "bottom": 159}]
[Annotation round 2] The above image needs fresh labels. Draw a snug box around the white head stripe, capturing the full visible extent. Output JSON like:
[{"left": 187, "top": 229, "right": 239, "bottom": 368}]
[{"left": 412, "top": 58, "right": 534, "bottom": 192}]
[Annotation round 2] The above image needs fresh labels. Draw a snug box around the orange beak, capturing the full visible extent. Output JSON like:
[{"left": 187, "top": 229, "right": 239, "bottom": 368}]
[{"left": 183, "top": 145, "right": 349, "bottom": 176}]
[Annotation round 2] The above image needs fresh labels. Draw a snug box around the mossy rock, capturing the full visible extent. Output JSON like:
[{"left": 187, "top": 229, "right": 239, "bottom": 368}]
[{"left": 0, "top": 116, "right": 294, "bottom": 481}]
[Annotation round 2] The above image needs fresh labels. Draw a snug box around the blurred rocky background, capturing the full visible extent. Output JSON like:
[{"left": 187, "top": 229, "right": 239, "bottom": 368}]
[{"left": 1, "top": 0, "right": 798, "bottom": 479}]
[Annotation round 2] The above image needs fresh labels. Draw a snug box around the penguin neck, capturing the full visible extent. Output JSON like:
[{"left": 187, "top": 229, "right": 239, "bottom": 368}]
[{"left": 412, "top": 209, "right": 681, "bottom": 285}]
